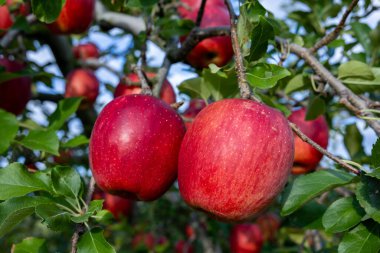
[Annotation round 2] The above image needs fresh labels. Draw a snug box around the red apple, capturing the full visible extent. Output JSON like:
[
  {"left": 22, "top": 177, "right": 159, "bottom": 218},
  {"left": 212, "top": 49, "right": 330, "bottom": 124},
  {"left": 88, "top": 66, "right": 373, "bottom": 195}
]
[
  {"left": 0, "top": 5, "right": 13, "bottom": 34},
  {"left": 93, "top": 189, "right": 134, "bottom": 220},
  {"left": 230, "top": 224, "right": 263, "bottom": 253},
  {"left": 48, "top": 0, "right": 95, "bottom": 34},
  {"left": 256, "top": 213, "right": 281, "bottom": 243},
  {"left": 65, "top": 69, "right": 99, "bottom": 106},
  {"left": 175, "top": 240, "right": 194, "bottom": 253},
  {"left": 288, "top": 108, "right": 329, "bottom": 174},
  {"left": 0, "top": 57, "right": 31, "bottom": 115},
  {"left": 180, "top": 6, "right": 233, "bottom": 68},
  {"left": 53, "top": 150, "right": 73, "bottom": 164},
  {"left": 178, "top": 99, "right": 294, "bottom": 221},
  {"left": 89, "top": 95, "right": 185, "bottom": 201},
  {"left": 0, "top": 0, "right": 29, "bottom": 35},
  {"left": 114, "top": 72, "right": 176, "bottom": 105},
  {"left": 182, "top": 99, "right": 207, "bottom": 129},
  {"left": 185, "top": 224, "right": 195, "bottom": 239},
  {"left": 177, "top": 0, "right": 225, "bottom": 18},
  {"left": 73, "top": 43, "right": 100, "bottom": 60}
]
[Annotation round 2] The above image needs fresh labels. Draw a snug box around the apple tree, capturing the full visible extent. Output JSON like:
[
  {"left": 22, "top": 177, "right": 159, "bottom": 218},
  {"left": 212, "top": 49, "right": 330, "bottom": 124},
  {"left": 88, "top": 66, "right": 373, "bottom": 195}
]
[{"left": 0, "top": 0, "right": 379, "bottom": 252}]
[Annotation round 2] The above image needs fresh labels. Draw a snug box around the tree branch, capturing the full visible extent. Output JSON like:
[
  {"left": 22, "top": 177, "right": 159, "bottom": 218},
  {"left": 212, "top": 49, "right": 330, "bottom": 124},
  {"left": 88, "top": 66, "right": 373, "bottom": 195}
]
[
  {"left": 133, "top": 65, "right": 153, "bottom": 95},
  {"left": 195, "top": 0, "right": 207, "bottom": 27},
  {"left": 310, "top": 0, "right": 359, "bottom": 53}
]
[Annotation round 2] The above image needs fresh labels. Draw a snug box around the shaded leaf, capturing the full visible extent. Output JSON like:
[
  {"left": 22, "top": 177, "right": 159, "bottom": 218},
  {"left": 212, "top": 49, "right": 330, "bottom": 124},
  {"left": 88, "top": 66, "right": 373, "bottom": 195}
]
[
  {"left": 371, "top": 138, "right": 380, "bottom": 169},
  {"left": 306, "top": 95, "right": 326, "bottom": 120},
  {"left": 51, "top": 166, "right": 82, "bottom": 199},
  {"left": 31, "top": 0, "right": 66, "bottom": 23},
  {"left": 344, "top": 123, "right": 363, "bottom": 159},
  {"left": 48, "top": 98, "right": 82, "bottom": 131},
  {"left": 248, "top": 16, "right": 274, "bottom": 61},
  {"left": 35, "top": 204, "right": 72, "bottom": 231},
  {"left": 356, "top": 176, "right": 380, "bottom": 223},
  {"left": 246, "top": 63, "right": 291, "bottom": 89},
  {"left": 0, "top": 109, "right": 18, "bottom": 154},
  {"left": 19, "top": 129, "right": 59, "bottom": 155},
  {"left": 12, "top": 237, "right": 48, "bottom": 253},
  {"left": 77, "top": 229, "right": 116, "bottom": 253}
]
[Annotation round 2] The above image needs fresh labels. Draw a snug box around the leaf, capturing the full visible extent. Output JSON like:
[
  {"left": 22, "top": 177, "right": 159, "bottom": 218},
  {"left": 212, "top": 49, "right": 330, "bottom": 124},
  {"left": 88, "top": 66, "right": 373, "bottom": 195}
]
[
  {"left": 35, "top": 204, "right": 72, "bottom": 231},
  {"left": 0, "top": 163, "right": 52, "bottom": 200},
  {"left": 285, "top": 74, "right": 310, "bottom": 94},
  {"left": 19, "top": 129, "right": 59, "bottom": 155},
  {"left": 61, "top": 135, "right": 89, "bottom": 148},
  {"left": 12, "top": 237, "right": 48, "bottom": 253},
  {"left": 246, "top": 63, "right": 291, "bottom": 89},
  {"left": 158, "top": 18, "right": 194, "bottom": 39},
  {"left": 248, "top": 16, "right": 274, "bottom": 61},
  {"left": 30, "top": 0, "right": 66, "bottom": 23},
  {"left": 338, "top": 61, "right": 374, "bottom": 80},
  {"left": 178, "top": 77, "right": 211, "bottom": 101},
  {"left": 351, "top": 22, "right": 372, "bottom": 55},
  {"left": 338, "top": 221, "right": 380, "bottom": 253},
  {"left": 368, "top": 168, "right": 380, "bottom": 180},
  {"left": 202, "top": 69, "right": 239, "bottom": 101},
  {"left": 305, "top": 95, "right": 326, "bottom": 120},
  {"left": 0, "top": 109, "right": 19, "bottom": 154},
  {"left": 285, "top": 200, "right": 326, "bottom": 229},
  {"left": 77, "top": 229, "right": 116, "bottom": 253},
  {"left": 371, "top": 138, "right": 380, "bottom": 169},
  {"left": 322, "top": 197, "right": 365, "bottom": 233},
  {"left": 48, "top": 98, "right": 82, "bottom": 131},
  {"left": 71, "top": 200, "right": 103, "bottom": 223},
  {"left": 51, "top": 166, "right": 82, "bottom": 199},
  {"left": 356, "top": 176, "right": 380, "bottom": 223},
  {"left": 344, "top": 124, "right": 364, "bottom": 159},
  {"left": 281, "top": 169, "right": 356, "bottom": 216},
  {"left": 0, "top": 196, "right": 52, "bottom": 238}
]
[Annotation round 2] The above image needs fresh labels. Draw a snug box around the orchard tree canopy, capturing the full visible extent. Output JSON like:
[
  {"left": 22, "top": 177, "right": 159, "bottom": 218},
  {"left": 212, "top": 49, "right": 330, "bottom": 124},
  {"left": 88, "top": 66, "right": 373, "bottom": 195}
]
[{"left": 0, "top": 0, "right": 379, "bottom": 252}]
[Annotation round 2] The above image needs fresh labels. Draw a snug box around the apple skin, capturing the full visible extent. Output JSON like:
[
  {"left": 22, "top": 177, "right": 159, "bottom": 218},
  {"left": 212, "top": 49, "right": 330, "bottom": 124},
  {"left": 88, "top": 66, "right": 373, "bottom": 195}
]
[
  {"left": 65, "top": 69, "right": 99, "bottom": 106},
  {"left": 93, "top": 189, "right": 134, "bottom": 220},
  {"left": 256, "top": 213, "right": 281, "bottom": 243},
  {"left": 182, "top": 99, "right": 207, "bottom": 129},
  {"left": 89, "top": 95, "right": 186, "bottom": 201},
  {"left": 230, "top": 224, "right": 263, "bottom": 253},
  {"left": 48, "top": 0, "right": 95, "bottom": 34},
  {"left": 73, "top": 43, "right": 100, "bottom": 60},
  {"left": 114, "top": 72, "right": 176, "bottom": 105},
  {"left": 0, "top": 57, "right": 31, "bottom": 115},
  {"left": 175, "top": 240, "right": 194, "bottom": 253},
  {"left": 288, "top": 108, "right": 329, "bottom": 174},
  {"left": 180, "top": 6, "right": 233, "bottom": 68},
  {"left": 178, "top": 99, "right": 294, "bottom": 221},
  {"left": 177, "top": 0, "right": 226, "bottom": 18}
]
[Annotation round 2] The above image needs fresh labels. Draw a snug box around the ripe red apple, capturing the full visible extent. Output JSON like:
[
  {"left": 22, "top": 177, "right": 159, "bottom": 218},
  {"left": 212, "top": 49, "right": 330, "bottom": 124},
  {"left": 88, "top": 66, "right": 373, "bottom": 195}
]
[
  {"left": 182, "top": 99, "right": 207, "bottom": 129},
  {"left": 177, "top": 0, "right": 226, "bottom": 18},
  {"left": 180, "top": 6, "right": 233, "bottom": 68},
  {"left": 48, "top": 0, "right": 95, "bottom": 34},
  {"left": 73, "top": 43, "right": 100, "bottom": 60},
  {"left": 93, "top": 189, "right": 134, "bottom": 220},
  {"left": 230, "top": 224, "right": 263, "bottom": 253},
  {"left": 175, "top": 240, "right": 194, "bottom": 253},
  {"left": 0, "top": 57, "right": 31, "bottom": 115},
  {"left": 0, "top": 0, "right": 29, "bottom": 35},
  {"left": 178, "top": 99, "right": 294, "bottom": 221},
  {"left": 114, "top": 73, "right": 176, "bottom": 105},
  {"left": 288, "top": 108, "right": 329, "bottom": 174},
  {"left": 89, "top": 95, "right": 185, "bottom": 201},
  {"left": 65, "top": 69, "right": 99, "bottom": 107},
  {"left": 256, "top": 213, "right": 281, "bottom": 243}
]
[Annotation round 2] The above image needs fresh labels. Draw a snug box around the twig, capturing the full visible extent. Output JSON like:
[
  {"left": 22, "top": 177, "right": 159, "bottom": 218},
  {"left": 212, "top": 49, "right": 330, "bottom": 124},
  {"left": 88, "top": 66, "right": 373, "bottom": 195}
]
[
  {"left": 170, "top": 101, "right": 184, "bottom": 110},
  {"left": 153, "top": 58, "right": 171, "bottom": 97},
  {"left": 0, "top": 14, "right": 37, "bottom": 48},
  {"left": 133, "top": 65, "right": 153, "bottom": 95},
  {"left": 195, "top": 0, "right": 207, "bottom": 27},
  {"left": 224, "top": 0, "right": 256, "bottom": 101},
  {"left": 310, "top": 0, "right": 359, "bottom": 53},
  {"left": 289, "top": 122, "right": 360, "bottom": 175}
]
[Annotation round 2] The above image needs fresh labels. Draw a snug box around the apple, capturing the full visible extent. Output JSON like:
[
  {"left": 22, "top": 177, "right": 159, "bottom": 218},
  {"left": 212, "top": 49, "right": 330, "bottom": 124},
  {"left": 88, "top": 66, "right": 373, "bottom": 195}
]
[
  {"left": 64, "top": 69, "right": 99, "bottom": 107},
  {"left": 256, "top": 212, "right": 281, "bottom": 243},
  {"left": 230, "top": 224, "right": 263, "bottom": 253},
  {"left": 89, "top": 95, "right": 186, "bottom": 201},
  {"left": 175, "top": 240, "right": 194, "bottom": 253},
  {"left": 288, "top": 108, "right": 329, "bottom": 174},
  {"left": 0, "top": 5, "right": 13, "bottom": 35},
  {"left": 73, "top": 43, "right": 100, "bottom": 61},
  {"left": 180, "top": 5, "right": 233, "bottom": 68},
  {"left": 185, "top": 224, "right": 195, "bottom": 239},
  {"left": 0, "top": 0, "right": 29, "bottom": 36},
  {"left": 177, "top": 0, "right": 226, "bottom": 19},
  {"left": 93, "top": 189, "right": 134, "bottom": 220},
  {"left": 0, "top": 57, "right": 31, "bottom": 115},
  {"left": 48, "top": 0, "right": 95, "bottom": 34},
  {"left": 53, "top": 150, "right": 73, "bottom": 165},
  {"left": 114, "top": 72, "right": 176, "bottom": 105},
  {"left": 182, "top": 99, "right": 207, "bottom": 129},
  {"left": 178, "top": 99, "right": 294, "bottom": 221}
]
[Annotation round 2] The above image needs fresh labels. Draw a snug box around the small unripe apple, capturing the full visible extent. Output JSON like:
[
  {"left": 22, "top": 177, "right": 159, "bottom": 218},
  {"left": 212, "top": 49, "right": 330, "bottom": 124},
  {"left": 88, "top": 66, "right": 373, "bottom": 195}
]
[
  {"left": 65, "top": 69, "right": 99, "bottom": 107},
  {"left": 73, "top": 43, "right": 100, "bottom": 60},
  {"left": 48, "top": 0, "right": 95, "bottom": 34},
  {"left": 89, "top": 95, "right": 185, "bottom": 201},
  {"left": 288, "top": 108, "right": 329, "bottom": 174},
  {"left": 182, "top": 99, "right": 207, "bottom": 129},
  {"left": 178, "top": 99, "right": 294, "bottom": 221},
  {"left": 175, "top": 240, "right": 194, "bottom": 253},
  {"left": 0, "top": 57, "right": 31, "bottom": 115},
  {"left": 230, "top": 224, "right": 263, "bottom": 253},
  {"left": 256, "top": 212, "right": 281, "bottom": 243},
  {"left": 93, "top": 189, "right": 134, "bottom": 220},
  {"left": 114, "top": 72, "right": 176, "bottom": 105}
]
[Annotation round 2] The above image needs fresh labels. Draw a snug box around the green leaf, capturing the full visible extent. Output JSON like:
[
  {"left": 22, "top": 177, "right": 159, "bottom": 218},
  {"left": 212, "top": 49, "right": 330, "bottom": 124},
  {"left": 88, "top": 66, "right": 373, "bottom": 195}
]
[
  {"left": 368, "top": 168, "right": 380, "bottom": 180},
  {"left": 305, "top": 95, "right": 326, "bottom": 120},
  {"left": 285, "top": 200, "right": 326, "bottom": 229},
  {"left": 19, "top": 129, "right": 59, "bottom": 155},
  {"left": 51, "top": 166, "right": 82, "bottom": 199},
  {"left": 351, "top": 22, "right": 372, "bottom": 55},
  {"left": 178, "top": 77, "right": 211, "bottom": 101},
  {"left": 48, "top": 98, "right": 82, "bottom": 131},
  {"left": 31, "top": 0, "right": 66, "bottom": 23},
  {"left": 338, "top": 61, "right": 374, "bottom": 80},
  {"left": 92, "top": 210, "right": 114, "bottom": 224},
  {"left": 371, "top": 138, "right": 380, "bottom": 169},
  {"left": 285, "top": 74, "right": 310, "bottom": 94},
  {"left": 281, "top": 170, "right": 356, "bottom": 216},
  {"left": 344, "top": 124, "right": 364, "bottom": 159},
  {"left": 158, "top": 18, "right": 194, "bottom": 39},
  {"left": 71, "top": 200, "right": 103, "bottom": 223},
  {"left": 61, "top": 135, "right": 89, "bottom": 148},
  {"left": 248, "top": 16, "right": 274, "bottom": 61},
  {"left": 12, "top": 237, "right": 48, "bottom": 253},
  {"left": 246, "top": 63, "right": 291, "bottom": 89},
  {"left": 201, "top": 69, "right": 239, "bottom": 101},
  {"left": 77, "top": 229, "right": 116, "bottom": 253},
  {"left": 338, "top": 221, "right": 380, "bottom": 253},
  {"left": 322, "top": 197, "right": 365, "bottom": 233},
  {"left": 0, "top": 163, "right": 52, "bottom": 200},
  {"left": 356, "top": 176, "right": 380, "bottom": 223},
  {"left": 35, "top": 204, "right": 72, "bottom": 231},
  {"left": 0, "top": 196, "right": 52, "bottom": 238},
  {"left": 0, "top": 109, "right": 19, "bottom": 154}
]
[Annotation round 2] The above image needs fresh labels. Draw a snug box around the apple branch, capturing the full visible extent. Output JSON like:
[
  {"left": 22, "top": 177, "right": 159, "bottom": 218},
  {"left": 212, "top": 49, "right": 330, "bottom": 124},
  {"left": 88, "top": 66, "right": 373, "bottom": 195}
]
[
  {"left": 224, "top": 0, "right": 256, "bottom": 101},
  {"left": 310, "top": 0, "right": 359, "bottom": 53},
  {"left": 195, "top": 0, "right": 207, "bottom": 27},
  {"left": 133, "top": 65, "right": 153, "bottom": 95}
]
